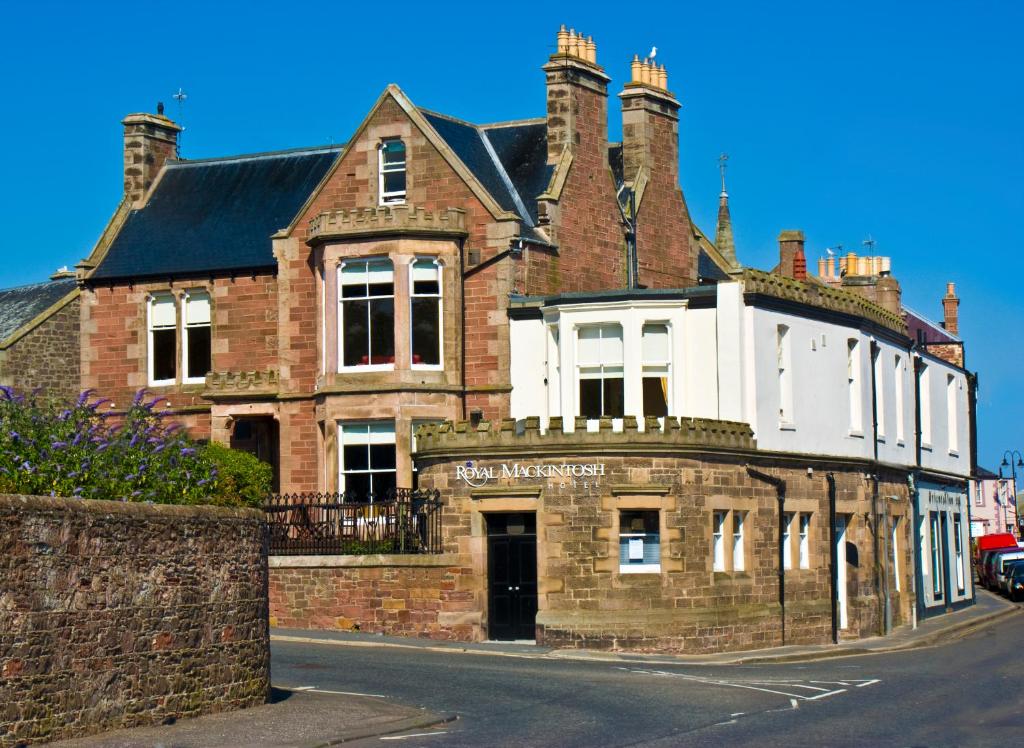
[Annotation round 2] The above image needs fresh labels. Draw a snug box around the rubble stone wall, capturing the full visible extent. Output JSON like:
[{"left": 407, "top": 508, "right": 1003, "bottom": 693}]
[{"left": 0, "top": 494, "right": 269, "bottom": 746}]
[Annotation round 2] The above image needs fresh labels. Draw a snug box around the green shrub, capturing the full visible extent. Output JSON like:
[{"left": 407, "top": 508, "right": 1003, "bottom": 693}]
[
  {"left": 0, "top": 387, "right": 224, "bottom": 505},
  {"left": 201, "top": 442, "right": 272, "bottom": 508}
]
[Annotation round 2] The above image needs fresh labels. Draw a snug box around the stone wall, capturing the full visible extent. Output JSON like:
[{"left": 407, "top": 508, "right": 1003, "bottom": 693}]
[
  {"left": 269, "top": 555, "right": 472, "bottom": 638},
  {"left": 0, "top": 296, "right": 80, "bottom": 402},
  {"left": 0, "top": 494, "right": 269, "bottom": 746}
]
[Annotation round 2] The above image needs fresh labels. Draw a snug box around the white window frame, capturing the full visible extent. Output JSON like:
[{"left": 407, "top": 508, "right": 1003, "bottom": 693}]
[
  {"left": 777, "top": 324, "right": 793, "bottom": 427},
  {"left": 947, "top": 374, "right": 959, "bottom": 455},
  {"left": 378, "top": 138, "right": 407, "bottom": 205},
  {"left": 619, "top": 509, "right": 661, "bottom": 574},
  {"left": 953, "top": 513, "right": 965, "bottom": 593},
  {"left": 339, "top": 259, "right": 395, "bottom": 372},
  {"left": 894, "top": 354, "right": 905, "bottom": 445},
  {"left": 919, "top": 362, "right": 932, "bottom": 449},
  {"left": 847, "top": 339, "right": 862, "bottom": 435},
  {"left": 641, "top": 321, "right": 671, "bottom": 418},
  {"left": 872, "top": 344, "right": 885, "bottom": 441},
  {"left": 576, "top": 323, "right": 625, "bottom": 420},
  {"left": 182, "top": 289, "right": 211, "bottom": 384},
  {"left": 713, "top": 510, "right": 726, "bottom": 571},
  {"left": 732, "top": 511, "right": 745, "bottom": 572},
  {"left": 147, "top": 293, "right": 177, "bottom": 386},
  {"left": 338, "top": 421, "right": 397, "bottom": 500},
  {"left": 892, "top": 516, "right": 901, "bottom": 592},
  {"left": 783, "top": 512, "right": 794, "bottom": 570},
  {"left": 410, "top": 258, "right": 443, "bottom": 370},
  {"left": 799, "top": 513, "right": 810, "bottom": 569}
]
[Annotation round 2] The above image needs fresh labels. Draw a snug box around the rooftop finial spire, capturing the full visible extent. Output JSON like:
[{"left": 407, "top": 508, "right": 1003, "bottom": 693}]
[
  {"left": 715, "top": 153, "right": 738, "bottom": 269},
  {"left": 718, "top": 152, "right": 729, "bottom": 197}
]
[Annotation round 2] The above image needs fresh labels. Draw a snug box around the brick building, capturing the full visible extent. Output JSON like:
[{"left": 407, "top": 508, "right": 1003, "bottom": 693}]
[
  {"left": 76, "top": 27, "right": 975, "bottom": 653},
  {"left": 0, "top": 272, "right": 80, "bottom": 401}
]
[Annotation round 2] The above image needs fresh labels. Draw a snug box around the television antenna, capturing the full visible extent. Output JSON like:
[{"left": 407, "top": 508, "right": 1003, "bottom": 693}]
[{"left": 173, "top": 87, "right": 188, "bottom": 157}]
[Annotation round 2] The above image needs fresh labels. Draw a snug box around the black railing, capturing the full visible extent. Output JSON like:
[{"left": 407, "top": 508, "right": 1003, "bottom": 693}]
[{"left": 264, "top": 488, "right": 443, "bottom": 556}]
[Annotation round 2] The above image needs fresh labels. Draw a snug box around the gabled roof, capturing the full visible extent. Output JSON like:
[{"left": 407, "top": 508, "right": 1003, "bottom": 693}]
[
  {"left": 89, "top": 146, "right": 341, "bottom": 281},
  {"left": 904, "top": 305, "right": 960, "bottom": 345},
  {"left": 0, "top": 278, "right": 78, "bottom": 346}
]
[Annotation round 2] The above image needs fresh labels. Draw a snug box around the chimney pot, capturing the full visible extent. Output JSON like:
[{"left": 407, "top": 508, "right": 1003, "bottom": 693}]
[
  {"left": 777, "top": 230, "right": 805, "bottom": 279},
  {"left": 942, "top": 281, "right": 960, "bottom": 336}
]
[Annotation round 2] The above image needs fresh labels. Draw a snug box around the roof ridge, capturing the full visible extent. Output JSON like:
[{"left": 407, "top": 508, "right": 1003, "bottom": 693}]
[
  {"left": 480, "top": 117, "right": 546, "bottom": 129},
  {"left": 418, "top": 107, "right": 480, "bottom": 128},
  {"left": 902, "top": 304, "right": 962, "bottom": 342},
  {"left": 167, "top": 144, "right": 343, "bottom": 168},
  {"left": 0, "top": 277, "right": 75, "bottom": 295}
]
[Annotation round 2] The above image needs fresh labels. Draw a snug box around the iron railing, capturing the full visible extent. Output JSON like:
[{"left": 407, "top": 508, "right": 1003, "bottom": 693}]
[{"left": 264, "top": 488, "right": 443, "bottom": 556}]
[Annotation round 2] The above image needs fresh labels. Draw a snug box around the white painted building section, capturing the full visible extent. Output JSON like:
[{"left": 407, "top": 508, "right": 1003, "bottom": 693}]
[{"left": 508, "top": 279, "right": 972, "bottom": 477}]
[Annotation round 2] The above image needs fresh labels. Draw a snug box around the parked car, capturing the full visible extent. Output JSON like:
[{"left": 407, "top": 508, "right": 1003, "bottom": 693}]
[
  {"left": 990, "top": 551, "right": 1024, "bottom": 593},
  {"left": 980, "top": 549, "right": 1010, "bottom": 589},
  {"left": 998, "top": 558, "right": 1024, "bottom": 594},
  {"left": 1007, "top": 564, "right": 1024, "bottom": 602}
]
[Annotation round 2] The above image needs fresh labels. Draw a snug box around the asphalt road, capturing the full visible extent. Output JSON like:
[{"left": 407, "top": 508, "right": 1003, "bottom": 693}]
[{"left": 272, "top": 614, "right": 1024, "bottom": 747}]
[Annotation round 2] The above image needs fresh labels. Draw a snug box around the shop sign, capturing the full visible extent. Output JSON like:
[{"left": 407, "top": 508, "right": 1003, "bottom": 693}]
[
  {"left": 920, "top": 488, "right": 965, "bottom": 511},
  {"left": 456, "top": 460, "right": 605, "bottom": 489}
]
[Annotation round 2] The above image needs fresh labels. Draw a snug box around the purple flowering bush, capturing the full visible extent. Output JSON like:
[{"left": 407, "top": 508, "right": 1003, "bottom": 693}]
[{"left": 0, "top": 386, "right": 239, "bottom": 505}]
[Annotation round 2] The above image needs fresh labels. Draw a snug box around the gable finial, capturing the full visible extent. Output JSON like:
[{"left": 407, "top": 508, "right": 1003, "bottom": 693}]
[{"left": 718, "top": 152, "right": 729, "bottom": 197}]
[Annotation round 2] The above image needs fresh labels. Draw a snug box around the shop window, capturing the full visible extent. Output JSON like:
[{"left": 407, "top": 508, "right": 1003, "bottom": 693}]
[
  {"left": 339, "top": 422, "right": 396, "bottom": 500},
  {"left": 410, "top": 258, "right": 442, "bottom": 367},
  {"left": 619, "top": 510, "right": 660, "bottom": 573},
  {"left": 799, "top": 513, "right": 811, "bottom": 569},
  {"left": 183, "top": 290, "right": 211, "bottom": 382},
  {"left": 783, "top": 512, "right": 794, "bottom": 570},
  {"left": 777, "top": 324, "right": 792, "bottom": 425},
  {"left": 930, "top": 512, "right": 943, "bottom": 599},
  {"left": 872, "top": 345, "right": 885, "bottom": 440},
  {"left": 732, "top": 511, "right": 745, "bottom": 572},
  {"left": 577, "top": 324, "right": 624, "bottom": 419},
  {"left": 340, "top": 259, "right": 395, "bottom": 369},
  {"left": 641, "top": 323, "right": 670, "bottom": 417},
  {"left": 379, "top": 138, "right": 406, "bottom": 204},
  {"left": 847, "top": 339, "right": 862, "bottom": 434},
  {"left": 148, "top": 294, "right": 177, "bottom": 385},
  {"left": 947, "top": 374, "right": 958, "bottom": 455},
  {"left": 894, "top": 355, "right": 905, "bottom": 443},
  {"left": 953, "top": 513, "right": 965, "bottom": 593}
]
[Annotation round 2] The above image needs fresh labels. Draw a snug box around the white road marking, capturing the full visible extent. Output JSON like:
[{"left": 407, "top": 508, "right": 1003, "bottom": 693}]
[
  {"left": 381, "top": 732, "right": 449, "bottom": 741},
  {"left": 304, "top": 687, "right": 389, "bottom": 698},
  {"left": 616, "top": 667, "right": 877, "bottom": 703},
  {"left": 291, "top": 686, "right": 315, "bottom": 691},
  {"left": 855, "top": 679, "right": 880, "bottom": 687}
]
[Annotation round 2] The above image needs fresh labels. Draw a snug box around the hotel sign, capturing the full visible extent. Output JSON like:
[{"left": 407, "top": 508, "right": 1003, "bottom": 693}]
[{"left": 456, "top": 460, "right": 605, "bottom": 489}]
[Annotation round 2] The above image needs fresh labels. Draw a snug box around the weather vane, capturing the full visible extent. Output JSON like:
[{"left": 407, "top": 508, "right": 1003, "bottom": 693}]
[{"left": 173, "top": 87, "right": 188, "bottom": 157}]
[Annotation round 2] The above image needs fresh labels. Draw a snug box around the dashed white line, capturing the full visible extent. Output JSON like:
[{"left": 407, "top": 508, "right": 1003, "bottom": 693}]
[{"left": 380, "top": 732, "right": 449, "bottom": 741}]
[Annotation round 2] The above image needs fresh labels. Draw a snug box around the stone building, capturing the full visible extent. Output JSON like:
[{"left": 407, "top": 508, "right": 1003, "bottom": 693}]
[
  {"left": 0, "top": 272, "right": 80, "bottom": 401},
  {"left": 75, "top": 26, "right": 975, "bottom": 652}
]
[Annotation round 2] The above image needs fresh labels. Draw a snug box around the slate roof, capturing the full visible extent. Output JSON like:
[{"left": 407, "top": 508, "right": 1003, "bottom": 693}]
[
  {"left": 697, "top": 250, "right": 732, "bottom": 283},
  {"left": 89, "top": 146, "right": 341, "bottom": 281},
  {"left": 0, "top": 278, "right": 78, "bottom": 344},
  {"left": 904, "top": 305, "right": 960, "bottom": 345}
]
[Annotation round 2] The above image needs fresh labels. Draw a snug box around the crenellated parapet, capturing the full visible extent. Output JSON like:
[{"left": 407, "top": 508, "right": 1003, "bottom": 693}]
[
  {"left": 414, "top": 415, "right": 756, "bottom": 459},
  {"left": 204, "top": 370, "right": 279, "bottom": 399},
  {"left": 741, "top": 268, "right": 907, "bottom": 335},
  {"left": 307, "top": 205, "right": 468, "bottom": 244}
]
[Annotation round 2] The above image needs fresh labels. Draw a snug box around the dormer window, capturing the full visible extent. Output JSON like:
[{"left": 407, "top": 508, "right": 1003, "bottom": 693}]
[{"left": 379, "top": 138, "right": 407, "bottom": 204}]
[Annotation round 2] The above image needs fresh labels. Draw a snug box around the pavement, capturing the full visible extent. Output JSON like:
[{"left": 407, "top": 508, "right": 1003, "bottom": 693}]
[{"left": 53, "top": 591, "right": 1018, "bottom": 747}]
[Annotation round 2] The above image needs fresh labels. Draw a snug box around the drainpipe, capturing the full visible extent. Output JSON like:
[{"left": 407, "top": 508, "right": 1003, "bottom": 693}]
[
  {"left": 869, "top": 341, "right": 889, "bottom": 636},
  {"left": 459, "top": 237, "right": 467, "bottom": 421},
  {"left": 747, "top": 466, "right": 787, "bottom": 646},
  {"left": 908, "top": 473, "right": 919, "bottom": 629},
  {"left": 827, "top": 472, "right": 838, "bottom": 644}
]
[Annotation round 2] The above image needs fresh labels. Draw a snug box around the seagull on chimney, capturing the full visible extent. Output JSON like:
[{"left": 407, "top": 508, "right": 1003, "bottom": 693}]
[
  {"left": 648, "top": 46, "right": 658, "bottom": 62},
  {"left": 825, "top": 247, "right": 835, "bottom": 257}
]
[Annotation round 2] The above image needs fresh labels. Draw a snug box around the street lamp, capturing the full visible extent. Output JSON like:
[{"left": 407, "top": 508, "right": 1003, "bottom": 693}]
[{"left": 998, "top": 450, "right": 1023, "bottom": 535}]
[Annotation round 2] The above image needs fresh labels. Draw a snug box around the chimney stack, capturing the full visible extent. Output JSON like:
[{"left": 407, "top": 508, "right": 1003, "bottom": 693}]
[
  {"left": 544, "top": 25, "right": 610, "bottom": 164},
  {"left": 122, "top": 106, "right": 181, "bottom": 207},
  {"left": 778, "top": 230, "right": 805, "bottom": 279},
  {"left": 942, "top": 282, "right": 960, "bottom": 336}
]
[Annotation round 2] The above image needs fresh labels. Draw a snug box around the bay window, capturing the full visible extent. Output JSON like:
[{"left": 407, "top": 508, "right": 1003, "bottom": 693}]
[
  {"left": 340, "top": 259, "right": 395, "bottom": 369},
  {"left": 339, "top": 422, "right": 396, "bottom": 500},
  {"left": 577, "top": 324, "right": 624, "bottom": 419},
  {"left": 410, "top": 258, "right": 442, "bottom": 367}
]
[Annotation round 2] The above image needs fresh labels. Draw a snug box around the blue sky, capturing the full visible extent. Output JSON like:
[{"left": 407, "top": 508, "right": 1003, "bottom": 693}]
[{"left": 1, "top": 1, "right": 1021, "bottom": 467}]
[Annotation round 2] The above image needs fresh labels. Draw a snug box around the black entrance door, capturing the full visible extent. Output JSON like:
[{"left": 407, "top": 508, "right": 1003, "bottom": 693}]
[{"left": 486, "top": 513, "right": 538, "bottom": 641}]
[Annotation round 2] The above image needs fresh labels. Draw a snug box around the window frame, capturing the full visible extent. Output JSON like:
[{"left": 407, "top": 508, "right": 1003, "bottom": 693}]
[
  {"left": 847, "top": 338, "right": 863, "bottom": 436},
  {"left": 337, "top": 421, "right": 397, "bottom": 501},
  {"left": 732, "top": 511, "right": 746, "bottom": 572},
  {"left": 783, "top": 512, "right": 794, "bottom": 570},
  {"left": 338, "top": 258, "right": 396, "bottom": 372},
  {"left": 618, "top": 509, "right": 661, "bottom": 574},
  {"left": 182, "top": 289, "right": 212, "bottom": 384},
  {"left": 147, "top": 292, "right": 178, "bottom": 386},
  {"left": 777, "top": 324, "right": 794, "bottom": 428},
  {"left": 641, "top": 321, "right": 671, "bottom": 418},
  {"left": 712, "top": 510, "right": 726, "bottom": 572},
  {"left": 409, "top": 257, "right": 444, "bottom": 370},
  {"left": 575, "top": 323, "right": 625, "bottom": 420},
  {"left": 947, "top": 373, "right": 959, "bottom": 456},
  {"left": 798, "top": 513, "right": 811, "bottom": 569},
  {"left": 378, "top": 138, "right": 407, "bottom": 205}
]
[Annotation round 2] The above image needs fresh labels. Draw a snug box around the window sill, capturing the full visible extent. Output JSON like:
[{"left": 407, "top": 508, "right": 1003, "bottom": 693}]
[
  {"left": 149, "top": 379, "right": 175, "bottom": 388},
  {"left": 619, "top": 565, "right": 661, "bottom": 575},
  {"left": 411, "top": 364, "right": 444, "bottom": 372},
  {"left": 379, "top": 197, "right": 406, "bottom": 207},
  {"left": 778, "top": 421, "right": 796, "bottom": 432},
  {"left": 948, "top": 449, "right": 960, "bottom": 458},
  {"left": 183, "top": 377, "right": 206, "bottom": 386},
  {"left": 339, "top": 365, "right": 395, "bottom": 373},
  {"left": 921, "top": 443, "right": 933, "bottom": 452},
  {"left": 896, "top": 439, "right": 906, "bottom": 447},
  {"left": 848, "top": 430, "right": 864, "bottom": 439},
  {"left": 876, "top": 435, "right": 886, "bottom": 444}
]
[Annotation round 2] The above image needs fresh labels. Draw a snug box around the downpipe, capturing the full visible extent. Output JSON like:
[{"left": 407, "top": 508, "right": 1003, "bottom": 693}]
[
  {"left": 827, "top": 472, "right": 838, "bottom": 644},
  {"left": 747, "top": 466, "right": 787, "bottom": 646}
]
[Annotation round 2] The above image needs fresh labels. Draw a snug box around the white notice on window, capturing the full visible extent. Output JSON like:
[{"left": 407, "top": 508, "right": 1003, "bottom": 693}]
[{"left": 628, "top": 538, "right": 644, "bottom": 560}]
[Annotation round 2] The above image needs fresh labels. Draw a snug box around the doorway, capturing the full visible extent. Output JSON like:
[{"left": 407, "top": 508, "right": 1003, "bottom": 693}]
[
  {"left": 230, "top": 417, "right": 280, "bottom": 492},
  {"left": 486, "top": 512, "right": 538, "bottom": 641},
  {"left": 836, "top": 514, "right": 849, "bottom": 630}
]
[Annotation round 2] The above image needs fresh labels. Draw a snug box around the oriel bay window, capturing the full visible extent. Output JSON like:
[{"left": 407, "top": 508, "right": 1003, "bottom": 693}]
[
  {"left": 641, "top": 323, "right": 670, "bottom": 417},
  {"left": 340, "top": 259, "right": 395, "bottom": 369},
  {"left": 148, "top": 294, "right": 177, "bottom": 385},
  {"left": 410, "top": 258, "right": 442, "bottom": 367},
  {"left": 577, "top": 324, "right": 624, "bottom": 419},
  {"left": 339, "top": 422, "right": 396, "bottom": 500},
  {"left": 183, "top": 290, "right": 211, "bottom": 383}
]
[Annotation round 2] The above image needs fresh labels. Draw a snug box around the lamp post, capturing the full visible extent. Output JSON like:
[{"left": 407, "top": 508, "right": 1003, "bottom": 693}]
[{"left": 999, "top": 450, "right": 1023, "bottom": 535}]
